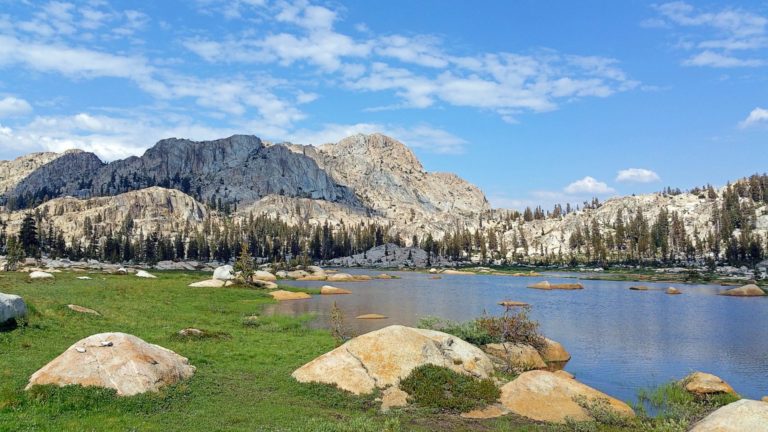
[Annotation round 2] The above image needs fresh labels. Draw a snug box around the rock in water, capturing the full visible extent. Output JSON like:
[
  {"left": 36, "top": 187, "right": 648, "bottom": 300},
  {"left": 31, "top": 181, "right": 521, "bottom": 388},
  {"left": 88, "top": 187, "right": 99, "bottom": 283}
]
[
  {"left": 690, "top": 400, "right": 768, "bottom": 431},
  {"left": 269, "top": 290, "right": 311, "bottom": 301},
  {"left": 719, "top": 284, "right": 766, "bottom": 297},
  {"left": 629, "top": 285, "right": 650, "bottom": 291},
  {"left": 26, "top": 332, "right": 195, "bottom": 396},
  {"left": 188, "top": 279, "right": 225, "bottom": 288},
  {"left": 291, "top": 325, "right": 494, "bottom": 395},
  {"left": 320, "top": 285, "right": 352, "bottom": 295},
  {"left": 0, "top": 293, "right": 27, "bottom": 324},
  {"left": 666, "top": 287, "right": 682, "bottom": 295},
  {"left": 29, "top": 271, "right": 54, "bottom": 280},
  {"left": 327, "top": 273, "right": 355, "bottom": 282},
  {"left": 683, "top": 372, "right": 737, "bottom": 396},
  {"left": 499, "top": 370, "right": 635, "bottom": 423},
  {"left": 135, "top": 270, "right": 157, "bottom": 279},
  {"left": 213, "top": 265, "right": 234, "bottom": 281},
  {"left": 356, "top": 313, "right": 388, "bottom": 319}
]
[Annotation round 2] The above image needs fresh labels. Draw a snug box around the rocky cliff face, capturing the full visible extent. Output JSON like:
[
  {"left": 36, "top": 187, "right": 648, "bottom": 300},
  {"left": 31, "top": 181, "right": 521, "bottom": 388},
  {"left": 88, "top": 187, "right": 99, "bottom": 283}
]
[
  {"left": 9, "top": 150, "right": 105, "bottom": 204},
  {"left": 0, "top": 152, "right": 65, "bottom": 195}
]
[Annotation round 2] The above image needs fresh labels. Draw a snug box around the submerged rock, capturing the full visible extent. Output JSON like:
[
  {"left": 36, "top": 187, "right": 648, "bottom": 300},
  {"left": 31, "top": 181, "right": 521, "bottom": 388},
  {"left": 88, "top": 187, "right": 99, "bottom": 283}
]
[
  {"left": 666, "top": 287, "right": 682, "bottom": 295},
  {"left": 629, "top": 285, "right": 650, "bottom": 291},
  {"left": 683, "top": 372, "right": 737, "bottom": 396},
  {"left": 499, "top": 370, "right": 635, "bottom": 424},
  {"left": 0, "top": 293, "right": 27, "bottom": 325},
  {"left": 26, "top": 332, "right": 195, "bottom": 396},
  {"left": 690, "top": 399, "right": 768, "bottom": 432},
  {"left": 292, "top": 325, "right": 494, "bottom": 395},
  {"left": 719, "top": 284, "right": 766, "bottom": 297},
  {"left": 320, "top": 285, "right": 352, "bottom": 295}
]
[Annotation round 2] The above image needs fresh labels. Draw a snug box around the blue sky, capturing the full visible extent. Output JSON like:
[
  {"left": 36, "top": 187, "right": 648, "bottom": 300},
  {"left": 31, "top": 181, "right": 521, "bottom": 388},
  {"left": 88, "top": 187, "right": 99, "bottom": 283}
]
[{"left": 0, "top": 0, "right": 766, "bottom": 210}]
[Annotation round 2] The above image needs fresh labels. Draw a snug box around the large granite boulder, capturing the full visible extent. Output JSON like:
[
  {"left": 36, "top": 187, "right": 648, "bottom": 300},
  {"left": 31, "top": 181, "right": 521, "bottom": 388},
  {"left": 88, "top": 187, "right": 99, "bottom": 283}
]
[
  {"left": 292, "top": 325, "right": 494, "bottom": 394},
  {"left": 0, "top": 293, "right": 27, "bottom": 324},
  {"left": 213, "top": 265, "right": 235, "bottom": 281},
  {"left": 719, "top": 284, "right": 766, "bottom": 297},
  {"left": 499, "top": 370, "right": 635, "bottom": 423},
  {"left": 683, "top": 372, "right": 737, "bottom": 396},
  {"left": 189, "top": 279, "right": 225, "bottom": 288},
  {"left": 690, "top": 399, "right": 768, "bottom": 431},
  {"left": 26, "top": 332, "right": 195, "bottom": 396}
]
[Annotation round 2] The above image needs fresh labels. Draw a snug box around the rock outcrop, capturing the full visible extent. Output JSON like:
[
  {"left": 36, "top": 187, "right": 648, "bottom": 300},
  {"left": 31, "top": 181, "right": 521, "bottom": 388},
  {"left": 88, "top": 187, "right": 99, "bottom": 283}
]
[
  {"left": 690, "top": 399, "right": 768, "bottom": 432},
  {"left": 0, "top": 293, "right": 27, "bottom": 324},
  {"left": 499, "top": 370, "right": 635, "bottom": 423},
  {"left": 291, "top": 325, "right": 494, "bottom": 394},
  {"left": 26, "top": 332, "right": 195, "bottom": 396}
]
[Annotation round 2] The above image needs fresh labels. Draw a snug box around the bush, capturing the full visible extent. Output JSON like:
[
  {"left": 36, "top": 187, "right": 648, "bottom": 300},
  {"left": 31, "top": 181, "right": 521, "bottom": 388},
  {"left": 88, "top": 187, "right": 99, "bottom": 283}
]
[
  {"left": 417, "top": 306, "right": 545, "bottom": 352},
  {"left": 398, "top": 364, "right": 499, "bottom": 413}
]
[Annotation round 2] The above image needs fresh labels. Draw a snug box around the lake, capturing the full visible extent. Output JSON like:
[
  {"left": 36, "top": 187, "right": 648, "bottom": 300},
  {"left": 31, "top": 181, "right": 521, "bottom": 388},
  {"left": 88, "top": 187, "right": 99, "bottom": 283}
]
[{"left": 265, "top": 269, "right": 768, "bottom": 403}]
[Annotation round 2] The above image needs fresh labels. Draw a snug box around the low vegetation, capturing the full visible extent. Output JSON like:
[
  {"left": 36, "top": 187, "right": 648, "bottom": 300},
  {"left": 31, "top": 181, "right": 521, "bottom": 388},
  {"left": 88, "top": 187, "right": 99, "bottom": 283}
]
[{"left": 399, "top": 364, "right": 500, "bottom": 413}]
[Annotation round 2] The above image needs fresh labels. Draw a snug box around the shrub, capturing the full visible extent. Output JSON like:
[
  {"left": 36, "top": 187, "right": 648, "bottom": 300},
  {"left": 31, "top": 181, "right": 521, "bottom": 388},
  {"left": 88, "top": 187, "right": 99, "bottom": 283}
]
[{"left": 398, "top": 364, "right": 499, "bottom": 413}]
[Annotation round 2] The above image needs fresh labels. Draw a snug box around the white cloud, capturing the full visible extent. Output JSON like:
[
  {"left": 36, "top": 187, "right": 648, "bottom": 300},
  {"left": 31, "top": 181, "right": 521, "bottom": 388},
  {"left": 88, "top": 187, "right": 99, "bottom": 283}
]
[
  {"left": 564, "top": 176, "right": 615, "bottom": 194},
  {"left": 739, "top": 107, "right": 768, "bottom": 128},
  {"left": 287, "top": 122, "right": 467, "bottom": 154},
  {"left": 616, "top": 168, "right": 661, "bottom": 183},
  {"left": 652, "top": 2, "right": 768, "bottom": 68},
  {"left": 0, "top": 97, "right": 33, "bottom": 117}
]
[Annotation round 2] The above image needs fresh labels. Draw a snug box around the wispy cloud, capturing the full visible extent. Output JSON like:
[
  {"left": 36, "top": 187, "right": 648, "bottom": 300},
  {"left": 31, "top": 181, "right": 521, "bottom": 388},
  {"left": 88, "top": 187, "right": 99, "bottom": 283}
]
[
  {"left": 651, "top": 2, "right": 768, "bottom": 68},
  {"left": 0, "top": 96, "right": 33, "bottom": 118},
  {"left": 616, "top": 168, "right": 661, "bottom": 183}
]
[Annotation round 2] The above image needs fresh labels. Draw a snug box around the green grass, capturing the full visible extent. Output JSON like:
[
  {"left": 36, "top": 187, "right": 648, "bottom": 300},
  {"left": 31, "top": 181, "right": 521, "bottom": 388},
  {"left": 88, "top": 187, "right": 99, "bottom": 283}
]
[{"left": 0, "top": 271, "right": 740, "bottom": 431}]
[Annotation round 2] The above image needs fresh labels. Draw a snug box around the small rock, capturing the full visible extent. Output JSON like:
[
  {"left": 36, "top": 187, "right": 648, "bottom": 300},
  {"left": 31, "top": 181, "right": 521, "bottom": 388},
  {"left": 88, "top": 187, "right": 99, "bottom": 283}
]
[
  {"left": 666, "top": 287, "right": 682, "bottom": 295},
  {"left": 178, "top": 328, "right": 204, "bottom": 337},
  {"left": 327, "top": 273, "right": 355, "bottom": 282},
  {"left": 376, "top": 274, "right": 393, "bottom": 279},
  {"left": 188, "top": 279, "right": 225, "bottom": 288},
  {"left": 629, "top": 285, "right": 650, "bottom": 291},
  {"left": 460, "top": 404, "right": 510, "bottom": 419},
  {"left": 135, "top": 270, "right": 157, "bottom": 279},
  {"left": 252, "top": 270, "right": 277, "bottom": 281},
  {"left": 320, "top": 285, "right": 352, "bottom": 295},
  {"left": 75, "top": 347, "right": 86, "bottom": 353},
  {"left": 684, "top": 372, "right": 737, "bottom": 396},
  {"left": 269, "top": 290, "right": 311, "bottom": 301},
  {"left": 497, "top": 301, "right": 529, "bottom": 308},
  {"left": 77, "top": 276, "right": 92, "bottom": 280},
  {"left": 29, "top": 271, "right": 54, "bottom": 280},
  {"left": 380, "top": 387, "right": 409, "bottom": 412},
  {"left": 116, "top": 268, "right": 128, "bottom": 275},
  {"left": 356, "top": 313, "right": 388, "bottom": 319}
]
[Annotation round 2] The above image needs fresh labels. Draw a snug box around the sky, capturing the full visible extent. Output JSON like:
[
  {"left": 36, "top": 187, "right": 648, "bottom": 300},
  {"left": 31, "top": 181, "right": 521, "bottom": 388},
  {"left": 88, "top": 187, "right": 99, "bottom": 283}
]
[{"left": 0, "top": 0, "right": 766, "bottom": 210}]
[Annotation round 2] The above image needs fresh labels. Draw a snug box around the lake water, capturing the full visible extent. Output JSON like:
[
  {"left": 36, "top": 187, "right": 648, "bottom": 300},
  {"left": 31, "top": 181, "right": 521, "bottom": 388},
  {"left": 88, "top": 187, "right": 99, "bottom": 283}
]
[{"left": 265, "top": 269, "right": 768, "bottom": 403}]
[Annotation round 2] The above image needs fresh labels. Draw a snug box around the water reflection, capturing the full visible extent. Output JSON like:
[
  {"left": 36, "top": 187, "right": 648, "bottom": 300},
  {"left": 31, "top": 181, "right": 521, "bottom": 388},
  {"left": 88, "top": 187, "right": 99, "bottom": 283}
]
[{"left": 264, "top": 269, "right": 768, "bottom": 402}]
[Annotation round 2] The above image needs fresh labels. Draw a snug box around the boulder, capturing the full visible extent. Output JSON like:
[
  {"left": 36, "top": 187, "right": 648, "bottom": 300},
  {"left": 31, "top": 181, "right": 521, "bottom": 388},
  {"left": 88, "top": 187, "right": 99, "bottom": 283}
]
[
  {"left": 29, "top": 271, "right": 54, "bottom": 280},
  {"left": 135, "top": 270, "right": 157, "bottom": 279},
  {"left": 683, "top": 372, "right": 737, "bottom": 396},
  {"left": 251, "top": 279, "right": 278, "bottom": 290},
  {"left": 541, "top": 338, "right": 571, "bottom": 363},
  {"left": 275, "top": 270, "right": 288, "bottom": 278},
  {"left": 252, "top": 270, "right": 277, "bottom": 281},
  {"left": 0, "top": 293, "right": 27, "bottom": 324},
  {"left": 188, "top": 279, "right": 225, "bottom": 288},
  {"left": 77, "top": 276, "right": 92, "bottom": 280},
  {"left": 499, "top": 370, "right": 635, "bottom": 423},
  {"left": 320, "top": 285, "right": 352, "bottom": 295},
  {"left": 269, "top": 290, "right": 311, "bottom": 301},
  {"left": 484, "top": 343, "right": 547, "bottom": 371},
  {"left": 666, "top": 287, "right": 682, "bottom": 295},
  {"left": 116, "top": 267, "right": 128, "bottom": 275},
  {"left": 327, "top": 272, "right": 355, "bottom": 282},
  {"left": 291, "top": 325, "right": 495, "bottom": 394},
  {"left": 67, "top": 304, "right": 100, "bottom": 315},
  {"left": 26, "top": 332, "right": 195, "bottom": 396},
  {"left": 376, "top": 273, "right": 394, "bottom": 279},
  {"left": 690, "top": 400, "right": 768, "bottom": 432},
  {"left": 356, "top": 313, "right": 388, "bottom": 319},
  {"left": 428, "top": 268, "right": 438, "bottom": 274},
  {"left": 286, "top": 270, "right": 310, "bottom": 279},
  {"left": 719, "top": 284, "right": 766, "bottom": 297},
  {"left": 306, "top": 266, "right": 326, "bottom": 276},
  {"left": 213, "top": 265, "right": 235, "bottom": 281}
]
